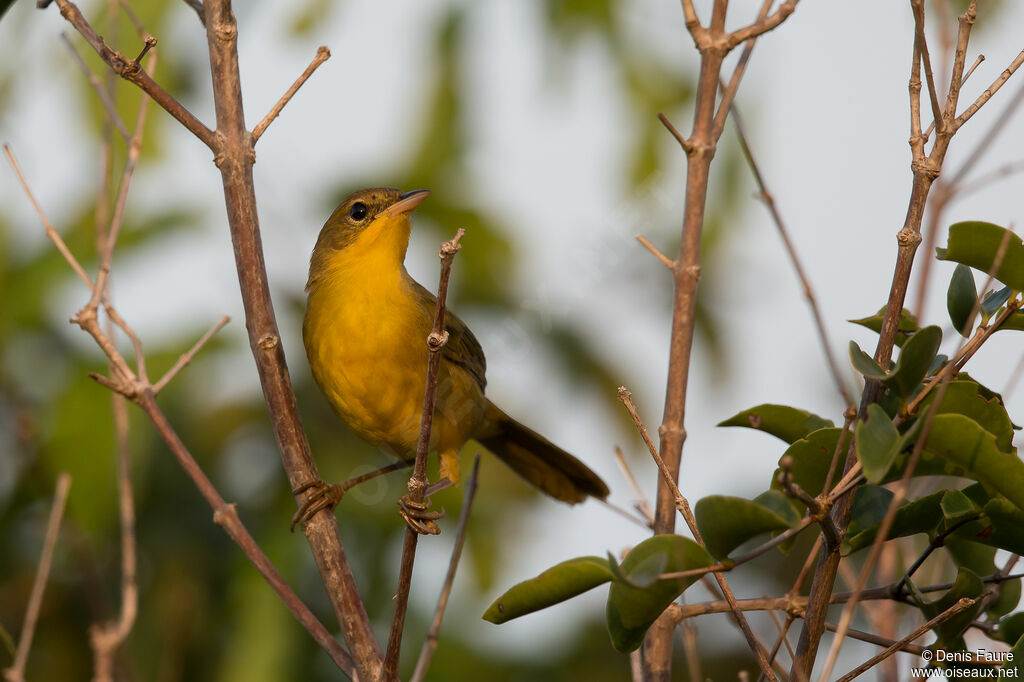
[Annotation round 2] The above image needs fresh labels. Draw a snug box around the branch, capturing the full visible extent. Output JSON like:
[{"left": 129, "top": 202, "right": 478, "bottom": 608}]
[
  {"left": 910, "top": 0, "right": 945, "bottom": 135},
  {"left": 725, "top": 0, "right": 799, "bottom": 49},
  {"left": 954, "top": 47, "right": 1024, "bottom": 131},
  {"left": 198, "top": 1, "right": 382, "bottom": 675},
  {"left": 613, "top": 445, "right": 655, "bottom": 526},
  {"left": 635, "top": 235, "right": 676, "bottom": 269},
  {"left": 60, "top": 32, "right": 131, "bottom": 142},
  {"left": 50, "top": 0, "right": 218, "bottom": 149},
  {"left": 2, "top": 473, "right": 71, "bottom": 682},
  {"left": 618, "top": 388, "right": 778, "bottom": 681},
  {"left": 384, "top": 228, "right": 465, "bottom": 682},
  {"left": 153, "top": 315, "right": 230, "bottom": 392},
  {"left": 8, "top": 135, "right": 357, "bottom": 679},
  {"left": 252, "top": 46, "right": 331, "bottom": 142},
  {"left": 727, "top": 100, "right": 854, "bottom": 407},
  {"left": 834, "top": 598, "right": 975, "bottom": 682},
  {"left": 410, "top": 453, "right": 481, "bottom": 682}
]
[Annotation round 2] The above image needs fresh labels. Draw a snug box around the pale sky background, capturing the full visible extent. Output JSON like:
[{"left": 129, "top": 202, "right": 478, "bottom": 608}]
[{"left": 2, "top": 0, "right": 1024, "bottom": 674}]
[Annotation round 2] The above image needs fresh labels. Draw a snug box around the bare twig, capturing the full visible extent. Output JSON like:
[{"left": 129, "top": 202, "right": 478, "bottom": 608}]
[
  {"left": 60, "top": 33, "right": 131, "bottom": 141},
  {"left": 153, "top": 315, "right": 230, "bottom": 392},
  {"left": 252, "top": 46, "right": 331, "bottom": 142},
  {"left": 618, "top": 387, "right": 777, "bottom": 681},
  {"left": 410, "top": 453, "right": 481, "bottom": 682},
  {"left": 89, "top": 390, "right": 137, "bottom": 682},
  {"left": 613, "top": 445, "right": 655, "bottom": 526},
  {"left": 3, "top": 473, "right": 71, "bottom": 682},
  {"left": 9, "top": 140, "right": 357, "bottom": 679},
  {"left": 834, "top": 598, "right": 975, "bottom": 682},
  {"left": 635, "top": 235, "right": 676, "bottom": 270},
  {"left": 727, "top": 101, "right": 854, "bottom": 407},
  {"left": 49, "top": 0, "right": 217, "bottom": 148},
  {"left": 384, "top": 229, "right": 465, "bottom": 682}
]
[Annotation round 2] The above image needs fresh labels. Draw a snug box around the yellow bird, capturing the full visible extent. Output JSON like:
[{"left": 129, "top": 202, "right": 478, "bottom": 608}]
[{"left": 300, "top": 188, "right": 609, "bottom": 529}]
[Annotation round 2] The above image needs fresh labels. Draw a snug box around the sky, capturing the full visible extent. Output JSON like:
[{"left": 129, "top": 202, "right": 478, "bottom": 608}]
[{"left": 2, "top": 0, "right": 1024, "bottom": 669}]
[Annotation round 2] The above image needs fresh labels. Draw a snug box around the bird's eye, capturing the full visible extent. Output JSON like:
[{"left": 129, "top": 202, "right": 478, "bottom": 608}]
[{"left": 348, "top": 202, "right": 368, "bottom": 221}]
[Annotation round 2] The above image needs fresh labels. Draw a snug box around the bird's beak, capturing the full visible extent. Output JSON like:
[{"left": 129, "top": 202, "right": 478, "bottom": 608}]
[{"left": 385, "top": 189, "right": 431, "bottom": 218}]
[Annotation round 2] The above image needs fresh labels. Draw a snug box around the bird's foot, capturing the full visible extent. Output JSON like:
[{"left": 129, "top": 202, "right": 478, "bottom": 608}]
[
  {"left": 290, "top": 479, "right": 345, "bottom": 531},
  {"left": 397, "top": 494, "right": 444, "bottom": 535}
]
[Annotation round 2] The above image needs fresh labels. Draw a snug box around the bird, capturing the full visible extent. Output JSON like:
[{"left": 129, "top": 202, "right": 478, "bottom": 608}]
[{"left": 298, "top": 187, "right": 609, "bottom": 532}]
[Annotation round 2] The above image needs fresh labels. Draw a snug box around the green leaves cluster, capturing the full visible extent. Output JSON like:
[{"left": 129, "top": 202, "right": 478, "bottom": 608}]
[{"left": 485, "top": 223, "right": 1024, "bottom": 661}]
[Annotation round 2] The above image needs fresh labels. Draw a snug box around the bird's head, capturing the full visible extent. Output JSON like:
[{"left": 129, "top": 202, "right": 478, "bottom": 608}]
[{"left": 308, "top": 187, "right": 430, "bottom": 288}]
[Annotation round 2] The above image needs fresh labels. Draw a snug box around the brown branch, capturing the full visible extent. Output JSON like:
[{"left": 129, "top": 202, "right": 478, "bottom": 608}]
[
  {"left": 384, "top": 228, "right": 465, "bottom": 682},
  {"left": 657, "top": 112, "right": 693, "bottom": 153},
  {"left": 50, "top": 0, "right": 218, "bottom": 149},
  {"left": 9, "top": 123, "right": 359, "bottom": 680},
  {"left": 60, "top": 32, "right": 131, "bottom": 142},
  {"left": 153, "top": 315, "right": 230, "bottom": 392},
  {"left": 911, "top": 0, "right": 945, "bottom": 135},
  {"left": 712, "top": 0, "right": 773, "bottom": 140},
  {"left": 725, "top": 0, "right": 799, "bottom": 49},
  {"left": 954, "top": 48, "right": 1024, "bottom": 131},
  {"left": 89, "top": 389, "right": 136, "bottom": 682},
  {"left": 198, "top": 1, "right": 381, "bottom": 676},
  {"left": 728, "top": 101, "right": 854, "bottom": 407},
  {"left": 2, "top": 473, "right": 71, "bottom": 682},
  {"left": 613, "top": 445, "right": 655, "bottom": 526},
  {"left": 834, "top": 598, "right": 975, "bottom": 682},
  {"left": 410, "top": 453, "right": 481, "bottom": 682},
  {"left": 137, "top": 389, "right": 356, "bottom": 676},
  {"left": 252, "top": 46, "right": 331, "bottom": 142},
  {"left": 3, "top": 145, "right": 94, "bottom": 289},
  {"left": 635, "top": 235, "right": 676, "bottom": 269},
  {"left": 618, "top": 388, "right": 777, "bottom": 681}
]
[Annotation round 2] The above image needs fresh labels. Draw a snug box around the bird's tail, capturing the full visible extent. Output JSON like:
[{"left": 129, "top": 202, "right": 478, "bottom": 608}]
[{"left": 475, "top": 401, "right": 609, "bottom": 504}]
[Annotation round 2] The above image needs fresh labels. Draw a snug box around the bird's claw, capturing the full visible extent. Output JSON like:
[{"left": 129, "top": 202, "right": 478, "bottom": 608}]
[
  {"left": 291, "top": 479, "right": 345, "bottom": 532},
  {"left": 398, "top": 494, "right": 443, "bottom": 535}
]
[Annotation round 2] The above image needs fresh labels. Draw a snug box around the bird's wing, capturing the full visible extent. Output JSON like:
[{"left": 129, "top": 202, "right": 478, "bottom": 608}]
[{"left": 411, "top": 281, "right": 487, "bottom": 393}]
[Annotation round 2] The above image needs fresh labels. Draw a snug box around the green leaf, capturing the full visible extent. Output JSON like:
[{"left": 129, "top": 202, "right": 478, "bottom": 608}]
[
  {"left": 912, "top": 568, "right": 984, "bottom": 646},
  {"left": 923, "top": 414, "right": 1024, "bottom": 512},
  {"left": 847, "top": 485, "right": 894, "bottom": 537},
  {"left": 605, "top": 550, "right": 666, "bottom": 590},
  {"left": 753, "top": 490, "right": 802, "bottom": 527},
  {"left": 941, "top": 490, "right": 978, "bottom": 523},
  {"left": 947, "top": 264, "right": 977, "bottom": 336},
  {"left": 855, "top": 404, "right": 901, "bottom": 483},
  {"left": 845, "top": 491, "right": 944, "bottom": 553},
  {"left": 999, "top": 311, "right": 1024, "bottom": 332},
  {"left": 885, "top": 326, "right": 942, "bottom": 398},
  {"left": 718, "top": 404, "right": 834, "bottom": 444},
  {"left": 771, "top": 428, "right": 843, "bottom": 501},
  {"left": 850, "top": 307, "right": 919, "bottom": 348},
  {"left": 996, "top": 613, "right": 1024, "bottom": 645},
  {"left": 917, "top": 379, "right": 1015, "bottom": 452},
  {"left": 982, "top": 286, "right": 1012, "bottom": 316},
  {"left": 936, "top": 221, "right": 1024, "bottom": 291},
  {"left": 849, "top": 341, "right": 887, "bottom": 379},
  {"left": 606, "top": 536, "right": 713, "bottom": 652},
  {"left": 1005, "top": 630, "right": 1024, "bottom": 677},
  {"left": 483, "top": 556, "right": 614, "bottom": 624},
  {"left": 694, "top": 495, "right": 795, "bottom": 560}
]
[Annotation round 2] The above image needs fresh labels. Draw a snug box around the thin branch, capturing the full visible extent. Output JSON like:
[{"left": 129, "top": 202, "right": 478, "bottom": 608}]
[
  {"left": 252, "top": 46, "right": 331, "bottom": 142},
  {"left": 89, "top": 388, "right": 137, "bottom": 682},
  {"left": 384, "top": 229, "right": 466, "bottom": 682},
  {"left": 728, "top": 101, "right": 854, "bottom": 407},
  {"left": 153, "top": 315, "right": 230, "bottom": 392},
  {"left": 911, "top": 0, "right": 945, "bottom": 135},
  {"left": 410, "top": 454, "right": 481, "bottom": 682},
  {"left": 953, "top": 50, "right": 1024, "bottom": 131},
  {"left": 657, "top": 112, "right": 692, "bottom": 153},
  {"left": 49, "top": 0, "right": 218, "bottom": 149},
  {"left": 614, "top": 445, "right": 655, "bottom": 526},
  {"left": 3, "top": 145, "right": 94, "bottom": 289},
  {"left": 725, "top": 0, "right": 799, "bottom": 49},
  {"left": 712, "top": 0, "right": 773, "bottom": 140},
  {"left": 635, "top": 235, "right": 676, "bottom": 270},
  {"left": 60, "top": 33, "right": 131, "bottom": 142},
  {"left": 3, "top": 473, "right": 71, "bottom": 682},
  {"left": 618, "top": 387, "right": 778, "bottom": 681},
  {"left": 834, "top": 598, "right": 975, "bottom": 682}
]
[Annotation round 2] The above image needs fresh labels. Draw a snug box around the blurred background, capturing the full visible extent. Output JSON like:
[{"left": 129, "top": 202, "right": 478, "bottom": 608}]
[{"left": 1, "top": 0, "right": 1023, "bottom": 679}]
